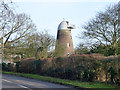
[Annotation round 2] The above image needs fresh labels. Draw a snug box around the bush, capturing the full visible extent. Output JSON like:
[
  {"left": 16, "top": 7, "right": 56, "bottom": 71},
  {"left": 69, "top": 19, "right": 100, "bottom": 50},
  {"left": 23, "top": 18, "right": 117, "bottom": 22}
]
[
  {"left": 2, "top": 63, "right": 8, "bottom": 71},
  {"left": 18, "top": 59, "right": 36, "bottom": 73},
  {"left": 13, "top": 54, "right": 120, "bottom": 84}
]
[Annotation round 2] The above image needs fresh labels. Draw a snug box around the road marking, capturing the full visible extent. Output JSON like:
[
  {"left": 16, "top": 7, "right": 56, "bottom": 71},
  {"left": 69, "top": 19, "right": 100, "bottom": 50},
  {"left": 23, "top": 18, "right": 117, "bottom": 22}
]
[
  {"left": 2, "top": 79, "right": 13, "bottom": 83},
  {"left": 18, "top": 85, "right": 28, "bottom": 88},
  {"left": 18, "top": 85, "right": 32, "bottom": 90},
  {"left": 16, "top": 80, "right": 34, "bottom": 85},
  {"left": 3, "top": 79, "right": 31, "bottom": 89}
]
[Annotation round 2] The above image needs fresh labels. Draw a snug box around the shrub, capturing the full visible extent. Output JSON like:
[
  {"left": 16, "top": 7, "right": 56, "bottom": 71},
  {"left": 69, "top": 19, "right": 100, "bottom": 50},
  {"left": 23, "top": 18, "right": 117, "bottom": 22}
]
[
  {"left": 13, "top": 54, "right": 120, "bottom": 84},
  {"left": 2, "top": 63, "right": 8, "bottom": 71}
]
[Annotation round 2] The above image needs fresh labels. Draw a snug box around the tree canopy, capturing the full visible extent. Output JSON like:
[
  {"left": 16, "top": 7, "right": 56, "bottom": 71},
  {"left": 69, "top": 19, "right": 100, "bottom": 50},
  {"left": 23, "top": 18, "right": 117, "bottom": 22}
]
[
  {"left": 0, "top": 1, "right": 55, "bottom": 62},
  {"left": 0, "top": 0, "right": 36, "bottom": 46},
  {"left": 79, "top": 3, "right": 120, "bottom": 55}
]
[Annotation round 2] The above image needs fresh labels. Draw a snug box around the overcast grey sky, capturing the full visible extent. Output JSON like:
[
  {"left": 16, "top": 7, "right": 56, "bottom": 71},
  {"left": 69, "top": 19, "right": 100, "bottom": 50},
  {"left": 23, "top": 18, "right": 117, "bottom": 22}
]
[{"left": 14, "top": 0, "right": 118, "bottom": 48}]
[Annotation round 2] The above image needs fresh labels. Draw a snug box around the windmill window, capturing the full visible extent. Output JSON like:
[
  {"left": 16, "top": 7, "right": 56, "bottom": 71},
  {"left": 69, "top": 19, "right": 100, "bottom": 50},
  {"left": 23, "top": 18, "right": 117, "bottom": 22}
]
[{"left": 67, "top": 43, "right": 70, "bottom": 47}]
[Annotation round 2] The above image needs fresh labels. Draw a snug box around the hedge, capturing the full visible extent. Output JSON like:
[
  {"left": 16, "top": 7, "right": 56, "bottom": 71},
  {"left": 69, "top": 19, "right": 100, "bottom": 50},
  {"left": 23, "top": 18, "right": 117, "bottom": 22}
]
[{"left": 2, "top": 54, "right": 120, "bottom": 86}]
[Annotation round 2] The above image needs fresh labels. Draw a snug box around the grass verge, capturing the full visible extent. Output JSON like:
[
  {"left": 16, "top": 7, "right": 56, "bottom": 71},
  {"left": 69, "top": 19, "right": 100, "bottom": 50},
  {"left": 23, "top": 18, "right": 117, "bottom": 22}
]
[{"left": 2, "top": 71, "right": 119, "bottom": 89}]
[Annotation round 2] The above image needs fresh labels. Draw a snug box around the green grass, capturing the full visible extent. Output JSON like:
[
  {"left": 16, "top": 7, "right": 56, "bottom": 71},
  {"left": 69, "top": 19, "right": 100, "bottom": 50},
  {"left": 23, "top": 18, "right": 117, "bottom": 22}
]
[{"left": 2, "top": 71, "right": 119, "bottom": 89}]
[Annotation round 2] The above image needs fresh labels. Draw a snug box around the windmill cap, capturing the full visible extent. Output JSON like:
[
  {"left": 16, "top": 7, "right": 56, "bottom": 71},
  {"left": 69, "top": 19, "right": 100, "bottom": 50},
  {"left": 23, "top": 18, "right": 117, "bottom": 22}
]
[{"left": 58, "top": 20, "right": 75, "bottom": 30}]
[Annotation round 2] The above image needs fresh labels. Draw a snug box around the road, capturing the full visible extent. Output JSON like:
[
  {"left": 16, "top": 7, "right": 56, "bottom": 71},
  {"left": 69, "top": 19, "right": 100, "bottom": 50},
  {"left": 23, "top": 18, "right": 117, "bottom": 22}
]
[{"left": 2, "top": 74, "right": 76, "bottom": 90}]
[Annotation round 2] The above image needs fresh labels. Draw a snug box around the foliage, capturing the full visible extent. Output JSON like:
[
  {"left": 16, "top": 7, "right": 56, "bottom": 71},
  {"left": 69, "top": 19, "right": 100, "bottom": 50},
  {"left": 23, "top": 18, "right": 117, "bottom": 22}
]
[
  {"left": 2, "top": 63, "right": 15, "bottom": 72},
  {"left": 89, "top": 45, "right": 120, "bottom": 56},
  {"left": 15, "top": 31, "right": 55, "bottom": 59},
  {"left": 54, "top": 43, "right": 65, "bottom": 57},
  {"left": 0, "top": 1, "right": 36, "bottom": 46},
  {"left": 75, "top": 44, "right": 90, "bottom": 54},
  {"left": 76, "top": 43, "right": 120, "bottom": 56},
  {"left": 80, "top": 3, "right": 120, "bottom": 55},
  {"left": 3, "top": 54, "right": 120, "bottom": 86},
  {"left": 2, "top": 71, "right": 118, "bottom": 88},
  {"left": 0, "top": 0, "right": 37, "bottom": 62},
  {"left": 2, "top": 63, "right": 8, "bottom": 71}
]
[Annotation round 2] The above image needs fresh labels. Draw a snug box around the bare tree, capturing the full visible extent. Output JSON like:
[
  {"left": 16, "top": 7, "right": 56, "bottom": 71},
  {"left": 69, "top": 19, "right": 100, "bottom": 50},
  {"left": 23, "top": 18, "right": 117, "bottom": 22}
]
[
  {"left": 14, "top": 31, "right": 55, "bottom": 59},
  {"left": 0, "top": 0, "right": 37, "bottom": 62},
  {"left": 35, "top": 31, "right": 55, "bottom": 59},
  {"left": 81, "top": 3, "right": 119, "bottom": 55},
  {"left": 0, "top": 1, "right": 36, "bottom": 46}
]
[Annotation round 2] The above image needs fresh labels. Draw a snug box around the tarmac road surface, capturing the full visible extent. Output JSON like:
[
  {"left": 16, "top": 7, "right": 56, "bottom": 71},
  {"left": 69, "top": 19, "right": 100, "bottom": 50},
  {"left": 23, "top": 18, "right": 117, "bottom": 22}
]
[{"left": 2, "top": 74, "right": 76, "bottom": 90}]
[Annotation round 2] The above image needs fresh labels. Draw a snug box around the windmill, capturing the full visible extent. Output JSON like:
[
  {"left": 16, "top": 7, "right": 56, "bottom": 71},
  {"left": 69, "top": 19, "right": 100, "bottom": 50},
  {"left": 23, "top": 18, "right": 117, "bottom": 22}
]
[{"left": 55, "top": 19, "right": 75, "bottom": 57}]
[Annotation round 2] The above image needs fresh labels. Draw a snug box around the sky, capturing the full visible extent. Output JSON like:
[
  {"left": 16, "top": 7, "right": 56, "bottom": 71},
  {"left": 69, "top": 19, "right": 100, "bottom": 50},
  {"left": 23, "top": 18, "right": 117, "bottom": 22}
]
[{"left": 12, "top": 0, "right": 119, "bottom": 48}]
